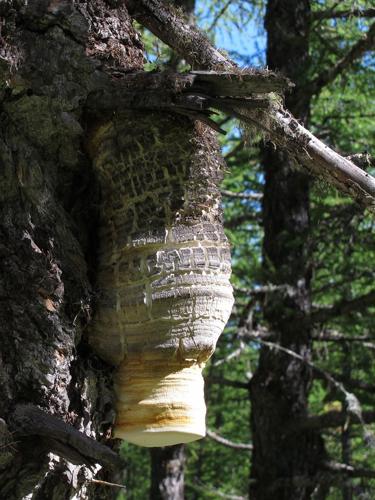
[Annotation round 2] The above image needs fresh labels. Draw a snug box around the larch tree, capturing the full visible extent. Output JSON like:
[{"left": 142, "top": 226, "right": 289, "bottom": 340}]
[
  {"left": 0, "top": 1, "right": 374, "bottom": 500},
  {"left": 249, "top": 1, "right": 374, "bottom": 498},
  {"left": 249, "top": 1, "right": 326, "bottom": 498}
]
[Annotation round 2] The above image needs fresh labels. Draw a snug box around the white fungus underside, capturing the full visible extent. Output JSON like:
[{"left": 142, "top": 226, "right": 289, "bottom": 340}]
[{"left": 115, "top": 429, "right": 205, "bottom": 447}]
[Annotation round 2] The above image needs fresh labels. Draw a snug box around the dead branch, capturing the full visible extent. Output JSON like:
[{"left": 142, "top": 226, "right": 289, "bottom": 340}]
[
  {"left": 221, "top": 189, "right": 262, "bottom": 201},
  {"left": 308, "top": 22, "right": 375, "bottom": 95},
  {"left": 186, "top": 480, "right": 248, "bottom": 500},
  {"left": 312, "top": 8, "right": 375, "bottom": 21},
  {"left": 206, "top": 376, "right": 249, "bottom": 390},
  {"left": 322, "top": 460, "right": 375, "bottom": 478},
  {"left": 244, "top": 335, "right": 364, "bottom": 426},
  {"left": 125, "top": 0, "right": 375, "bottom": 212},
  {"left": 310, "top": 290, "right": 375, "bottom": 324},
  {"left": 313, "top": 330, "right": 373, "bottom": 343},
  {"left": 295, "top": 410, "right": 375, "bottom": 431},
  {"left": 346, "top": 153, "right": 375, "bottom": 170},
  {"left": 91, "top": 479, "right": 127, "bottom": 490},
  {"left": 126, "top": 0, "right": 234, "bottom": 70},
  {"left": 206, "top": 429, "right": 253, "bottom": 450}
]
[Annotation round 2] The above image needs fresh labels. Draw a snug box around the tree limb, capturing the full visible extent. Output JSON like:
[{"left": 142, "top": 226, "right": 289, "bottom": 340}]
[
  {"left": 221, "top": 189, "right": 262, "bottom": 200},
  {"left": 213, "top": 343, "right": 247, "bottom": 366},
  {"left": 186, "top": 481, "right": 248, "bottom": 500},
  {"left": 125, "top": 0, "right": 234, "bottom": 70},
  {"left": 310, "top": 289, "right": 375, "bottom": 324},
  {"left": 308, "top": 22, "right": 375, "bottom": 96},
  {"left": 206, "top": 376, "right": 250, "bottom": 390},
  {"left": 322, "top": 460, "right": 375, "bottom": 479},
  {"left": 312, "top": 8, "right": 375, "bottom": 21},
  {"left": 346, "top": 153, "right": 375, "bottom": 170},
  {"left": 206, "top": 429, "right": 253, "bottom": 450},
  {"left": 125, "top": 0, "right": 375, "bottom": 212},
  {"left": 313, "top": 330, "right": 373, "bottom": 343},
  {"left": 294, "top": 410, "right": 375, "bottom": 431},
  {"left": 243, "top": 335, "right": 364, "bottom": 425},
  {"left": 329, "top": 373, "right": 375, "bottom": 395},
  {"left": 208, "top": 0, "right": 233, "bottom": 32}
]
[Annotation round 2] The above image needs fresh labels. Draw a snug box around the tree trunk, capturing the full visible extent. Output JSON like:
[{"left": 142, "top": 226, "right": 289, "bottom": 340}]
[
  {"left": 0, "top": 2, "right": 229, "bottom": 498},
  {"left": 0, "top": 2, "right": 144, "bottom": 498},
  {"left": 150, "top": 445, "right": 185, "bottom": 500},
  {"left": 249, "top": 1, "right": 326, "bottom": 498}
]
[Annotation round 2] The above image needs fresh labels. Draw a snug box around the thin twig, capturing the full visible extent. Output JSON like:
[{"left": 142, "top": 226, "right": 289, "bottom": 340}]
[
  {"left": 221, "top": 189, "right": 262, "bottom": 200},
  {"left": 244, "top": 335, "right": 364, "bottom": 428},
  {"left": 91, "top": 479, "right": 127, "bottom": 490},
  {"left": 186, "top": 480, "right": 248, "bottom": 500},
  {"left": 213, "top": 342, "right": 247, "bottom": 366},
  {"left": 208, "top": 0, "right": 232, "bottom": 31},
  {"left": 310, "top": 289, "right": 375, "bottom": 324},
  {"left": 322, "top": 460, "right": 375, "bottom": 478}
]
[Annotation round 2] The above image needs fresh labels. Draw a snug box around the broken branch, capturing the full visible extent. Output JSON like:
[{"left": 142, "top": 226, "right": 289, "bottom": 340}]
[{"left": 125, "top": 0, "right": 375, "bottom": 212}]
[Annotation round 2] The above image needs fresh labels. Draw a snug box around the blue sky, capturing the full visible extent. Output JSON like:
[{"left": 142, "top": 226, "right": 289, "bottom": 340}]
[{"left": 195, "top": 1, "right": 267, "bottom": 67}]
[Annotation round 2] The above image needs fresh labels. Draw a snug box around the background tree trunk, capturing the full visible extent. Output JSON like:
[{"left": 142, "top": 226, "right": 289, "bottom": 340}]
[
  {"left": 250, "top": 1, "right": 326, "bottom": 498},
  {"left": 150, "top": 445, "right": 185, "bottom": 500}
]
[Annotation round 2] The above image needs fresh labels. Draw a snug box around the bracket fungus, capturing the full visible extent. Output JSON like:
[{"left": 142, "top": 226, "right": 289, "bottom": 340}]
[{"left": 88, "top": 112, "right": 233, "bottom": 447}]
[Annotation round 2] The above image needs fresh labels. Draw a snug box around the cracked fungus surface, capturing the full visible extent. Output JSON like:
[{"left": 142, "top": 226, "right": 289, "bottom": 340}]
[{"left": 89, "top": 113, "right": 234, "bottom": 446}]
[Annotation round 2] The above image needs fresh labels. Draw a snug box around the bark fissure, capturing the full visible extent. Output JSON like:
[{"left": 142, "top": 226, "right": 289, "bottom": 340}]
[{"left": 0, "top": 1, "right": 144, "bottom": 497}]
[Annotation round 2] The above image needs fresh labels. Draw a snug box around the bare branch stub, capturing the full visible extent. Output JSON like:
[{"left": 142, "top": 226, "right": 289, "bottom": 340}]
[
  {"left": 8, "top": 405, "right": 123, "bottom": 470},
  {"left": 206, "top": 429, "right": 253, "bottom": 451},
  {"left": 293, "top": 410, "right": 375, "bottom": 431}
]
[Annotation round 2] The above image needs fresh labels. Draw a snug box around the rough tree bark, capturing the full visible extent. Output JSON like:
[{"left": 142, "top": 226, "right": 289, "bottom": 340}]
[
  {"left": 249, "top": 1, "right": 326, "bottom": 499},
  {"left": 1, "top": 1, "right": 372, "bottom": 498},
  {"left": 150, "top": 444, "right": 185, "bottom": 500},
  {"left": 0, "top": 2, "right": 144, "bottom": 498}
]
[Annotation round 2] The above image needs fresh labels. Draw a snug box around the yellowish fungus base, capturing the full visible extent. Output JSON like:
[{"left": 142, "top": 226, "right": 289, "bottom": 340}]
[{"left": 114, "top": 361, "right": 207, "bottom": 447}]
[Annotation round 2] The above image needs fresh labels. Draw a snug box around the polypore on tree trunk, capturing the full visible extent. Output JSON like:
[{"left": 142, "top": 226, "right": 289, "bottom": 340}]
[{"left": 88, "top": 112, "right": 233, "bottom": 447}]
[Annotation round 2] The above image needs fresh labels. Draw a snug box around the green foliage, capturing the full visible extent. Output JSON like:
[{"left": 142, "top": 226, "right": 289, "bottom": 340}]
[{"left": 119, "top": 443, "right": 151, "bottom": 499}]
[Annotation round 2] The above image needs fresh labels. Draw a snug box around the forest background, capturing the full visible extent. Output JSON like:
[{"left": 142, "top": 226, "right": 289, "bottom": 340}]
[{"left": 121, "top": 1, "right": 375, "bottom": 499}]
